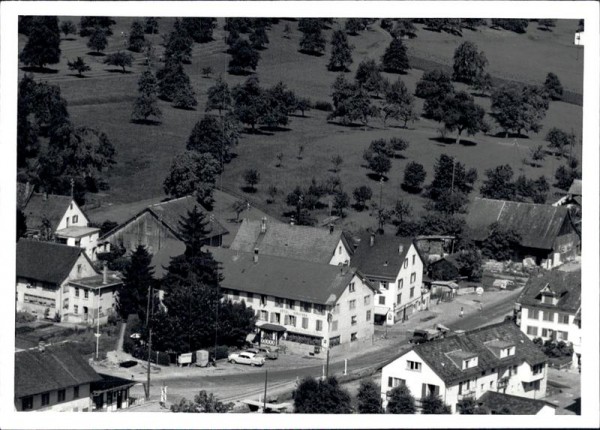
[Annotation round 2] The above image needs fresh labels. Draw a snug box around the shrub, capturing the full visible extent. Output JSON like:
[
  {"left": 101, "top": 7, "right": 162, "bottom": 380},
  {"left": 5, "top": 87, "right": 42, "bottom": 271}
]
[
  {"left": 16, "top": 311, "right": 37, "bottom": 324},
  {"left": 208, "top": 345, "right": 230, "bottom": 360},
  {"left": 15, "top": 326, "right": 35, "bottom": 335},
  {"left": 313, "top": 101, "right": 333, "bottom": 112},
  {"left": 132, "top": 346, "right": 171, "bottom": 366}
]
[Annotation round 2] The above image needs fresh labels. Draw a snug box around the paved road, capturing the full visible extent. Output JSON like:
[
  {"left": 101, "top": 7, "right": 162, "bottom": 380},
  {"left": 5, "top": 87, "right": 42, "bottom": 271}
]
[{"left": 140, "top": 291, "right": 517, "bottom": 403}]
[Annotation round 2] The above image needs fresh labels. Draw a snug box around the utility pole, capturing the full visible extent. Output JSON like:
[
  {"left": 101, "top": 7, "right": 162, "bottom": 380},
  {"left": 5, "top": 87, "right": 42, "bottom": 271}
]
[
  {"left": 325, "top": 347, "right": 330, "bottom": 378},
  {"left": 145, "top": 284, "right": 153, "bottom": 400},
  {"left": 94, "top": 290, "right": 101, "bottom": 360},
  {"left": 450, "top": 159, "right": 456, "bottom": 194},
  {"left": 263, "top": 369, "right": 268, "bottom": 413}
]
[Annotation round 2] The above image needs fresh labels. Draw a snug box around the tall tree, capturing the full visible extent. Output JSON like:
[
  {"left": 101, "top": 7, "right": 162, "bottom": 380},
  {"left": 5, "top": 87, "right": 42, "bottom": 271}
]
[
  {"left": 132, "top": 68, "right": 162, "bottom": 123},
  {"left": 427, "top": 154, "right": 477, "bottom": 201},
  {"left": 415, "top": 69, "right": 455, "bottom": 121},
  {"left": 19, "top": 16, "right": 61, "bottom": 68},
  {"left": 491, "top": 83, "right": 549, "bottom": 136},
  {"left": 353, "top": 185, "right": 373, "bottom": 210},
  {"left": 440, "top": 91, "right": 486, "bottom": 144},
  {"left": 357, "top": 380, "right": 383, "bottom": 413},
  {"left": 144, "top": 17, "right": 160, "bottom": 34},
  {"left": 480, "top": 164, "right": 516, "bottom": 200},
  {"left": 163, "top": 151, "right": 219, "bottom": 207},
  {"left": 452, "top": 41, "right": 488, "bottom": 84},
  {"left": 333, "top": 191, "right": 350, "bottom": 217},
  {"left": 242, "top": 168, "right": 260, "bottom": 192},
  {"left": 164, "top": 19, "right": 194, "bottom": 64},
  {"left": 481, "top": 222, "right": 521, "bottom": 261},
  {"left": 545, "top": 127, "right": 576, "bottom": 157},
  {"left": 355, "top": 59, "right": 385, "bottom": 97},
  {"left": 182, "top": 17, "right": 217, "bottom": 43},
  {"left": 543, "top": 72, "right": 563, "bottom": 101},
  {"left": 17, "top": 209, "right": 28, "bottom": 241},
  {"left": 87, "top": 27, "right": 108, "bottom": 54},
  {"left": 79, "top": 16, "right": 115, "bottom": 37},
  {"left": 128, "top": 20, "right": 146, "bottom": 52},
  {"left": 386, "top": 385, "right": 416, "bottom": 414},
  {"left": 232, "top": 77, "right": 268, "bottom": 130},
  {"left": 60, "top": 20, "right": 77, "bottom": 38},
  {"left": 490, "top": 19, "right": 528, "bottom": 33},
  {"left": 118, "top": 245, "right": 156, "bottom": 321},
  {"left": 327, "top": 29, "right": 353, "bottom": 72},
  {"left": 383, "top": 78, "right": 418, "bottom": 127},
  {"left": 228, "top": 39, "right": 260, "bottom": 75},
  {"left": 157, "top": 58, "right": 196, "bottom": 104},
  {"left": 187, "top": 115, "right": 239, "bottom": 169},
  {"left": 381, "top": 38, "right": 410, "bottom": 74},
  {"left": 293, "top": 377, "right": 352, "bottom": 413},
  {"left": 249, "top": 26, "right": 269, "bottom": 50},
  {"left": 403, "top": 161, "right": 426, "bottom": 192},
  {"left": 205, "top": 75, "right": 232, "bottom": 115},
  {"left": 298, "top": 19, "right": 326, "bottom": 55}
]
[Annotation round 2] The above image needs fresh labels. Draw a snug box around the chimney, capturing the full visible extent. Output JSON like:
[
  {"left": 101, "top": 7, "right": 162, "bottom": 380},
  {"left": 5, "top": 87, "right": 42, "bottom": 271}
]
[
  {"left": 329, "top": 224, "right": 334, "bottom": 234},
  {"left": 399, "top": 244, "right": 404, "bottom": 254},
  {"left": 370, "top": 234, "right": 375, "bottom": 247},
  {"left": 102, "top": 262, "right": 108, "bottom": 285},
  {"left": 38, "top": 341, "right": 46, "bottom": 352},
  {"left": 260, "top": 217, "right": 267, "bottom": 234},
  {"left": 253, "top": 248, "right": 259, "bottom": 264}
]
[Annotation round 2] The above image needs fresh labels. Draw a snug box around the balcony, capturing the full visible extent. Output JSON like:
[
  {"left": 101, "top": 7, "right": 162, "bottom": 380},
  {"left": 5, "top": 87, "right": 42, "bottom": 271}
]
[
  {"left": 520, "top": 368, "right": 545, "bottom": 383},
  {"left": 457, "top": 391, "right": 476, "bottom": 401}
]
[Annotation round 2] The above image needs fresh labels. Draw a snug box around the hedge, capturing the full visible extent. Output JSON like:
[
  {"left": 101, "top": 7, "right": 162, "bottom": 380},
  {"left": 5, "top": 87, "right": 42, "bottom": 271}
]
[{"left": 132, "top": 346, "right": 171, "bottom": 366}]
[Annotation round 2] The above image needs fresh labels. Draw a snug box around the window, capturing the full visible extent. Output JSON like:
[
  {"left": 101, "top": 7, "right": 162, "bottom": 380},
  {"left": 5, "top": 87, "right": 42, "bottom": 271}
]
[
  {"left": 410, "top": 272, "right": 416, "bottom": 284},
  {"left": 349, "top": 282, "right": 355, "bottom": 293},
  {"left": 364, "top": 295, "right": 370, "bottom": 306},
  {"left": 532, "top": 363, "right": 544, "bottom": 375},
  {"left": 398, "top": 279, "right": 403, "bottom": 289},
  {"left": 529, "top": 309, "right": 539, "bottom": 320},
  {"left": 260, "top": 310, "right": 268, "bottom": 321},
  {"left": 275, "top": 297, "right": 283, "bottom": 308},
  {"left": 403, "top": 258, "right": 409, "bottom": 268},
  {"left": 349, "top": 299, "right": 356, "bottom": 310},
  {"left": 557, "top": 330, "right": 569, "bottom": 341},
  {"left": 22, "top": 396, "right": 33, "bottom": 411},
  {"left": 232, "top": 290, "right": 239, "bottom": 300},
  {"left": 388, "top": 377, "right": 405, "bottom": 388},
  {"left": 316, "top": 320, "right": 323, "bottom": 331},
  {"left": 260, "top": 295, "right": 267, "bottom": 306},
  {"left": 523, "top": 380, "right": 540, "bottom": 391},
  {"left": 70, "top": 203, "right": 73, "bottom": 210},
  {"left": 314, "top": 304, "right": 325, "bottom": 315},
  {"left": 542, "top": 310, "right": 554, "bottom": 322},
  {"left": 558, "top": 313, "right": 570, "bottom": 324},
  {"left": 74, "top": 305, "right": 79, "bottom": 315},
  {"left": 366, "top": 310, "right": 371, "bottom": 321},
  {"left": 351, "top": 315, "right": 357, "bottom": 326},
  {"left": 333, "top": 304, "right": 340, "bottom": 315},
  {"left": 84, "top": 290, "right": 89, "bottom": 299},
  {"left": 412, "top": 254, "right": 416, "bottom": 265},
  {"left": 351, "top": 332, "right": 357, "bottom": 342},
  {"left": 73, "top": 386, "right": 79, "bottom": 399},
  {"left": 526, "top": 326, "right": 538, "bottom": 336},
  {"left": 302, "top": 302, "right": 312, "bottom": 313},
  {"left": 58, "top": 389, "right": 66, "bottom": 402},
  {"left": 407, "top": 360, "right": 422, "bottom": 372},
  {"left": 271, "top": 313, "right": 281, "bottom": 324},
  {"left": 99, "top": 306, "right": 103, "bottom": 316},
  {"left": 541, "top": 295, "right": 554, "bottom": 305},
  {"left": 490, "top": 381, "right": 494, "bottom": 389},
  {"left": 288, "top": 315, "right": 297, "bottom": 327},
  {"left": 380, "top": 281, "right": 388, "bottom": 290},
  {"left": 338, "top": 245, "right": 342, "bottom": 255},
  {"left": 331, "top": 320, "right": 338, "bottom": 331},
  {"left": 378, "top": 296, "right": 386, "bottom": 305},
  {"left": 396, "top": 293, "right": 402, "bottom": 305},
  {"left": 285, "top": 299, "right": 295, "bottom": 309},
  {"left": 302, "top": 317, "right": 309, "bottom": 329},
  {"left": 246, "top": 292, "right": 254, "bottom": 303},
  {"left": 66, "top": 217, "right": 70, "bottom": 226},
  {"left": 77, "top": 264, "right": 82, "bottom": 275},
  {"left": 541, "top": 328, "right": 552, "bottom": 338},
  {"left": 410, "top": 287, "right": 415, "bottom": 299},
  {"left": 41, "top": 392, "right": 50, "bottom": 406},
  {"left": 73, "top": 215, "right": 79, "bottom": 223},
  {"left": 75, "top": 288, "right": 80, "bottom": 297}
]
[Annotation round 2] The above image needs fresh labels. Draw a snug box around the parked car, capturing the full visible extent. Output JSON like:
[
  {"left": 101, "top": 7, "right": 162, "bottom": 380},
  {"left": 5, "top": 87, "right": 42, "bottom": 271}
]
[
  {"left": 257, "top": 346, "right": 279, "bottom": 360},
  {"left": 227, "top": 351, "right": 265, "bottom": 366},
  {"left": 409, "top": 324, "right": 450, "bottom": 344}
]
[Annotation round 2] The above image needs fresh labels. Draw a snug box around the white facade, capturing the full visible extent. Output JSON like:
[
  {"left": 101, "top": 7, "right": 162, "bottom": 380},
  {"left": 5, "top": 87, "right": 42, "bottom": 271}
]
[
  {"left": 55, "top": 201, "right": 88, "bottom": 231},
  {"left": 372, "top": 243, "right": 428, "bottom": 326},
  {"left": 329, "top": 238, "right": 352, "bottom": 266},
  {"left": 224, "top": 273, "right": 375, "bottom": 347},
  {"left": 15, "top": 384, "right": 92, "bottom": 412},
  {"left": 381, "top": 349, "right": 547, "bottom": 413}
]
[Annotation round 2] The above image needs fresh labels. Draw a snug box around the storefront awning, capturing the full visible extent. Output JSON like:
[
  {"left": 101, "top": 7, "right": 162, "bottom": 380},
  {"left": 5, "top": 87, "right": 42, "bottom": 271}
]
[{"left": 258, "top": 323, "right": 287, "bottom": 333}]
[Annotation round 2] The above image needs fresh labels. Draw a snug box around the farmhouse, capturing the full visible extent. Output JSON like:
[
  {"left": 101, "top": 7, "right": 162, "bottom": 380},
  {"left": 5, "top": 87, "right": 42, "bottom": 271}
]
[
  {"left": 464, "top": 198, "right": 580, "bottom": 269},
  {"left": 517, "top": 270, "right": 581, "bottom": 368},
  {"left": 101, "top": 196, "right": 228, "bottom": 276},
  {"left": 350, "top": 232, "right": 429, "bottom": 326},
  {"left": 15, "top": 343, "right": 135, "bottom": 412},
  {"left": 22, "top": 192, "right": 106, "bottom": 260},
  {"left": 380, "top": 320, "right": 548, "bottom": 414},
  {"left": 210, "top": 247, "right": 376, "bottom": 348},
  {"left": 16, "top": 239, "right": 121, "bottom": 325},
  {"left": 229, "top": 218, "right": 352, "bottom": 265}
]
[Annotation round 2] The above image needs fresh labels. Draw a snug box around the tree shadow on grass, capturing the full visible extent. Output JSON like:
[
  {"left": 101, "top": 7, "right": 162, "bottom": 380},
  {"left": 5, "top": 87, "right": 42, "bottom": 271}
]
[
  {"left": 259, "top": 125, "right": 292, "bottom": 133},
  {"left": 105, "top": 69, "right": 133, "bottom": 74},
  {"left": 241, "top": 186, "right": 257, "bottom": 194},
  {"left": 227, "top": 68, "right": 254, "bottom": 76},
  {"left": 243, "top": 128, "right": 273, "bottom": 136},
  {"left": 298, "top": 49, "right": 325, "bottom": 57},
  {"left": 428, "top": 136, "right": 478, "bottom": 146},
  {"left": 327, "top": 121, "right": 369, "bottom": 129},
  {"left": 400, "top": 184, "right": 423, "bottom": 194},
  {"left": 67, "top": 73, "right": 88, "bottom": 79},
  {"left": 20, "top": 66, "right": 59, "bottom": 74},
  {"left": 87, "top": 51, "right": 106, "bottom": 57},
  {"left": 130, "top": 118, "right": 162, "bottom": 126},
  {"left": 366, "top": 173, "right": 389, "bottom": 182},
  {"left": 61, "top": 37, "right": 77, "bottom": 41},
  {"left": 491, "top": 131, "right": 531, "bottom": 139},
  {"left": 172, "top": 105, "right": 197, "bottom": 111}
]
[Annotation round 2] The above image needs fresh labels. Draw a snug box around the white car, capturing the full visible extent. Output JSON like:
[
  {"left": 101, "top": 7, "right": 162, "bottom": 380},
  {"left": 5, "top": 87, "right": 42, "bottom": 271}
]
[{"left": 227, "top": 351, "right": 265, "bottom": 366}]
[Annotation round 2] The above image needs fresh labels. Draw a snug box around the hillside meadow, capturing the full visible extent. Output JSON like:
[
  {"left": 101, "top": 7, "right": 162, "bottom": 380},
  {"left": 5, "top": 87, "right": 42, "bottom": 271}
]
[{"left": 18, "top": 17, "right": 583, "bottom": 231}]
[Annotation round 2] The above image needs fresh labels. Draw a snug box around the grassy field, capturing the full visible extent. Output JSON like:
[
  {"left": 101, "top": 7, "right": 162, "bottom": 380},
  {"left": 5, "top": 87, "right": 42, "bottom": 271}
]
[{"left": 18, "top": 17, "right": 583, "bottom": 232}]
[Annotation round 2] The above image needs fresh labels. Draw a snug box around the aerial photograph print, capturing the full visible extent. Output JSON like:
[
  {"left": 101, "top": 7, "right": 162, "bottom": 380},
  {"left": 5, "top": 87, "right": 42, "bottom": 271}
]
[{"left": 2, "top": 1, "right": 598, "bottom": 428}]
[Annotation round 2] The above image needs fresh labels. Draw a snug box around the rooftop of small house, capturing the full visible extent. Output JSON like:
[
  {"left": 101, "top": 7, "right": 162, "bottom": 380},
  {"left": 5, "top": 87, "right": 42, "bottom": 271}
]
[
  {"left": 55, "top": 226, "right": 100, "bottom": 238},
  {"left": 477, "top": 391, "right": 556, "bottom": 415},
  {"left": 518, "top": 269, "right": 581, "bottom": 313},
  {"left": 350, "top": 232, "right": 419, "bottom": 280},
  {"left": 69, "top": 272, "right": 122, "bottom": 289},
  {"left": 23, "top": 193, "right": 77, "bottom": 232}
]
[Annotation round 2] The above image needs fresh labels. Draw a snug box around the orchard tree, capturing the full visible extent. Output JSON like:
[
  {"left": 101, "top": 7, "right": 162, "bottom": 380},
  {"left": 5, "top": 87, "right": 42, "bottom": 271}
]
[
  {"left": 403, "top": 161, "right": 426, "bottom": 192},
  {"left": 529, "top": 145, "right": 546, "bottom": 167},
  {"left": 163, "top": 151, "right": 219, "bottom": 207},
  {"left": 345, "top": 18, "right": 367, "bottom": 35},
  {"left": 386, "top": 385, "right": 416, "bottom": 414},
  {"left": 452, "top": 41, "right": 488, "bottom": 84},
  {"left": 545, "top": 127, "right": 575, "bottom": 157},
  {"left": 187, "top": 115, "right": 239, "bottom": 168},
  {"left": 79, "top": 16, "right": 115, "bottom": 37},
  {"left": 67, "top": 57, "right": 91, "bottom": 77},
  {"left": 538, "top": 19, "right": 556, "bottom": 31},
  {"left": 352, "top": 185, "right": 373, "bottom": 210},
  {"left": 60, "top": 20, "right": 77, "bottom": 38},
  {"left": 355, "top": 59, "right": 385, "bottom": 97},
  {"left": 19, "top": 17, "right": 61, "bottom": 68},
  {"left": 491, "top": 19, "right": 528, "bottom": 33},
  {"left": 144, "top": 17, "right": 159, "bottom": 34},
  {"left": 242, "top": 168, "right": 260, "bottom": 192},
  {"left": 87, "top": 27, "right": 108, "bottom": 54},
  {"left": 366, "top": 153, "right": 391, "bottom": 180},
  {"left": 206, "top": 75, "right": 232, "bottom": 115},
  {"left": 118, "top": 245, "right": 157, "bottom": 321},
  {"left": 132, "top": 68, "right": 162, "bottom": 123},
  {"left": 228, "top": 39, "right": 260, "bottom": 75},
  {"left": 104, "top": 51, "right": 134, "bottom": 73},
  {"left": 481, "top": 223, "right": 521, "bottom": 261},
  {"left": 415, "top": 69, "right": 455, "bottom": 121},
  {"left": 357, "top": 381, "right": 383, "bottom": 414},
  {"left": 383, "top": 78, "right": 418, "bottom": 127},
  {"left": 543, "top": 72, "right": 563, "bottom": 100},
  {"left": 329, "top": 75, "right": 379, "bottom": 126},
  {"left": 480, "top": 164, "right": 516, "bottom": 200},
  {"left": 164, "top": 19, "right": 194, "bottom": 64},
  {"left": 333, "top": 191, "right": 350, "bottom": 217},
  {"left": 232, "top": 77, "right": 268, "bottom": 130},
  {"left": 293, "top": 377, "right": 352, "bottom": 413},
  {"left": 441, "top": 91, "right": 486, "bottom": 144},
  {"left": 182, "top": 17, "right": 218, "bottom": 43},
  {"left": 331, "top": 154, "right": 344, "bottom": 173},
  {"left": 392, "top": 199, "right": 413, "bottom": 224},
  {"left": 327, "top": 29, "right": 353, "bottom": 72},
  {"left": 157, "top": 59, "right": 196, "bottom": 105},
  {"left": 381, "top": 38, "right": 410, "bottom": 74},
  {"left": 249, "top": 26, "right": 269, "bottom": 50},
  {"left": 128, "top": 20, "right": 146, "bottom": 52},
  {"left": 491, "top": 83, "right": 549, "bottom": 136},
  {"left": 295, "top": 97, "right": 311, "bottom": 117},
  {"left": 427, "top": 154, "right": 477, "bottom": 201},
  {"left": 391, "top": 19, "right": 417, "bottom": 38},
  {"left": 472, "top": 71, "right": 493, "bottom": 96},
  {"left": 554, "top": 164, "right": 581, "bottom": 191},
  {"left": 298, "top": 19, "right": 326, "bottom": 55}
]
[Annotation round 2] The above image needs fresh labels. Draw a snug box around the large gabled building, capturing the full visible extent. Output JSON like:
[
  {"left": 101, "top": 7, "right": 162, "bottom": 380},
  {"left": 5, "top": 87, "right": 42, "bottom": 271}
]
[{"left": 380, "top": 320, "right": 548, "bottom": 414}]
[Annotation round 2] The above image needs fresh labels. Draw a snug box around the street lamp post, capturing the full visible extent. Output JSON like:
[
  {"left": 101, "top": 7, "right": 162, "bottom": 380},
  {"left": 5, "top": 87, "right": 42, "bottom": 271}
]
[{"left": 95, "top": 289, "right": 101, "bottom": 360}]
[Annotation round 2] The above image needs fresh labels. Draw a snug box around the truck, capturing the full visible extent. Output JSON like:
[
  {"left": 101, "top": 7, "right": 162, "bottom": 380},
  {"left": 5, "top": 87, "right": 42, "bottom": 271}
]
[{"left": 409, "top": 324, "right": 450, "bottom": 344}]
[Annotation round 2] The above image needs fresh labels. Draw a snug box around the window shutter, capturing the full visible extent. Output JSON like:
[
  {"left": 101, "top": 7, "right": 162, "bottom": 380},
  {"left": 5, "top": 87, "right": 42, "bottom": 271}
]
[
  {"left": 434, "top": 385, "right": 439, "bottom": 397},
  {"left": 284, "top": 315, "right": 289, "bottom": 325},
  {"left": 270, "top": 313, "right": 275, "bottom": 323},
  {"left": 421, "top": 383, "right": 426, "bottom": 399},
  {"left": 388, "top": 377, "right": 393, "bottom": 388}
]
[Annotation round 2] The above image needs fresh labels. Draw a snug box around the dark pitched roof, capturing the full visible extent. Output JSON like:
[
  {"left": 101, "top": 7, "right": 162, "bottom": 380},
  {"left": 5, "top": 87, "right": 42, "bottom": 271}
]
[
  {"left": 464, "top": 198, "right": 571, "bottom": 250},
  {"left": 229, "top": 219, "right": 346, "bottom": 264},
  {"left": 17, "top": 239, "right": 91, "bottom": 285},
  {"left": 15, "top": 343, "right": 102, "bottom": 398},
  {"left": 517, "top": 270, "right": 581, "bottom": 313},
  {"left": 350, "top": 233, "right": 418, "bottom": 280},
  {"left": 101, "top": 196, "right": 228, "bottom": 241},
  {"left": 210, "top": 247, "right": 370, "bottom": 305},
  {"left": 477, "top": 391, "right": 556, "bottom": 415},
  {"left": 24, "top": 193, "right": 73, "bottom": 232},
  {"left": 410, "top": 320, "right": 547, "bottom": 386},
  {"left": 568, "top": 179, "right": 582, "bottom": 196},
  {"left": 91, "top": 373, "right": 137, "bottom": 395}
]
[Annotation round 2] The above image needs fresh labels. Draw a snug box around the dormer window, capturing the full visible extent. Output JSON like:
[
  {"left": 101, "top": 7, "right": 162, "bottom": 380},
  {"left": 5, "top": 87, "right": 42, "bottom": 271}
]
[
  {"left": 462, "top": 356, "right": 478, "bottom": 369},
  {"left": 499, "top": 346, "right": 516, "bottom": 358},
  {"left": 541, "top": 295, "right": 555, "bottom": 305}
]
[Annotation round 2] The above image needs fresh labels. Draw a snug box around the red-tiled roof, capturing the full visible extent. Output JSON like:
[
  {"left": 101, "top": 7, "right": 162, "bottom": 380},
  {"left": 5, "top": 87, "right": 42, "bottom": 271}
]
[
  {"left": 410, "top": 320, "right": 547, "bottom": 386},
  {"left": 15, "top": 343, "right": 102, "bottom": 398},
  {"left": 17, "top": 239, "right": 92, "bottom": 285},
  {"left": 517, "top": 270, "right": 581, "bottom": 313},
  {"left": 464, "top": 198, "right": 571, "bottom": 250}
]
